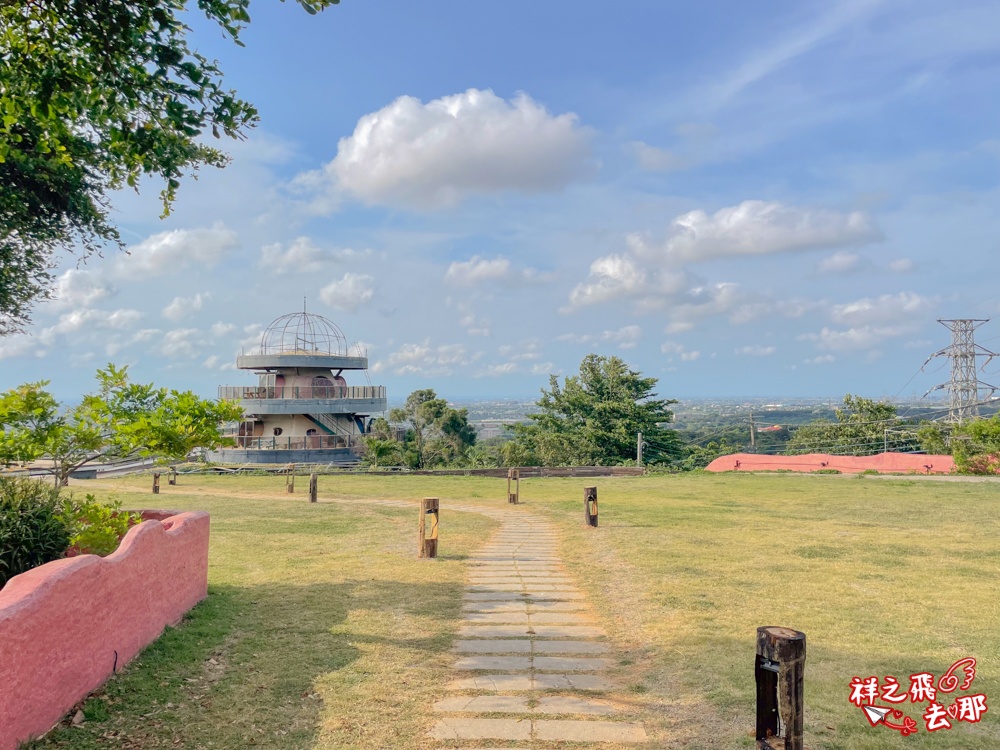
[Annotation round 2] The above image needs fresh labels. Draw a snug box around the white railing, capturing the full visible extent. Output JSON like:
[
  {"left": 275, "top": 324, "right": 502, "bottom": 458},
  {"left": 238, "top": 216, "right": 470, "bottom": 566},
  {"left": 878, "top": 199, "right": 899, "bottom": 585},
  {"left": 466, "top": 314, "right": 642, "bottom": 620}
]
[{"left": 218, "top": 385, "right": 386, "bottom": 400}]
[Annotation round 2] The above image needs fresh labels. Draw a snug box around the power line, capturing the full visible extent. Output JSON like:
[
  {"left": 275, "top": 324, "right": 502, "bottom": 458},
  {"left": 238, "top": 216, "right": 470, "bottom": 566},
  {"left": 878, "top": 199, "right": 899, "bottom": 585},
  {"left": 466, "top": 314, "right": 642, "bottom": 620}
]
[{"left": 922, "top": 319, "right": 998, "bottom": 424}]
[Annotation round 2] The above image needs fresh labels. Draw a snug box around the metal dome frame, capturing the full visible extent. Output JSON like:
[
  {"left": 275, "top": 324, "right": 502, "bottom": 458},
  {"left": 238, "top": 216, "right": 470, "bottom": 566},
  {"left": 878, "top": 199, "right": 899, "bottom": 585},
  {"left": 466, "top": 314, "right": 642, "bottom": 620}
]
[{"left": 258, "top": 311, "right": 347, "bottom": 356}]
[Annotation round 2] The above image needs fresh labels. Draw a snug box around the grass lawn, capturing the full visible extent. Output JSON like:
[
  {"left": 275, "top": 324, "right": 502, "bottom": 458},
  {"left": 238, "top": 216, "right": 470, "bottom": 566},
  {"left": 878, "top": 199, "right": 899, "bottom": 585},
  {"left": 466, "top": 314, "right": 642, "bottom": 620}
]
[{"left": 28, "top": 471, "right": 999, "bottom": 749}]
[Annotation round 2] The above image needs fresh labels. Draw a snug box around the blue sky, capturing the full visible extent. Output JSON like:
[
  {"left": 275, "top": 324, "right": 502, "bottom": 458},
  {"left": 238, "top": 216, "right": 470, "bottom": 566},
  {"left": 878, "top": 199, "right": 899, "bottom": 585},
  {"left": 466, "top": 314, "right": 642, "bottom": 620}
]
[{"left": 4, "top": 0, "right": 1000, "bottom": 402}]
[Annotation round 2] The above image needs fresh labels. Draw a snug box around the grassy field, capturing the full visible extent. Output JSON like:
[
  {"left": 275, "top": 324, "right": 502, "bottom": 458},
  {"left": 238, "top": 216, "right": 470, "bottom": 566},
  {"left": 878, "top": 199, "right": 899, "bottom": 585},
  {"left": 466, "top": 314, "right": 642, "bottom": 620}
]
[{"left": 29, "top": 471, "right": 1000, "bottom": 749}]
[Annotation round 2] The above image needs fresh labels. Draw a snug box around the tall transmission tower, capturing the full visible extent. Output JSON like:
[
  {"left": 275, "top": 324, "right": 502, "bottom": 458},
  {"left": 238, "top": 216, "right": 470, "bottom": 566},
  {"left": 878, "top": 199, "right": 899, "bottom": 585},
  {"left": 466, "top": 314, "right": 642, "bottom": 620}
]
[{"left": 922, "top": 319, "right": 998, "bottom": 423}]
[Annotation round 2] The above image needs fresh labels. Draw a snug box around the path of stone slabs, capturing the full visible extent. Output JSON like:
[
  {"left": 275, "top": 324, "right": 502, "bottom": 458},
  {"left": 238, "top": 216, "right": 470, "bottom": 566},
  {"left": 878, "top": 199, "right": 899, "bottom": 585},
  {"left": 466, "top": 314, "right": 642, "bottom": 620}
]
[{"left": 430, "top": 514, "right": 647, "bottom": 748}]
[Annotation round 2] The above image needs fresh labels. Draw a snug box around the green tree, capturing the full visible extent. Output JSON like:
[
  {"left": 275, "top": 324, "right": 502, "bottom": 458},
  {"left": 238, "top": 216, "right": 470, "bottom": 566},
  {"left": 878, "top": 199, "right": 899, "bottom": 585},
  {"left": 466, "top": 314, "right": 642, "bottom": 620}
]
[
  {"left": 511, "top": 354, "right": 680, "bottom": 466},
  {"left": 0, "top": 364, "right": 244, "bottom": 485},
  {"left": 389, "top": 389, "right": 476, "bottom": 469},
  {"left": 362, "top": 437, "right": 400, "bottom": 470},
  {"left": 0, "top": 0, "right": 338, "bottom": 333},
  {"left": 786, "top": 394, "right": 918, "bottom": 456}
]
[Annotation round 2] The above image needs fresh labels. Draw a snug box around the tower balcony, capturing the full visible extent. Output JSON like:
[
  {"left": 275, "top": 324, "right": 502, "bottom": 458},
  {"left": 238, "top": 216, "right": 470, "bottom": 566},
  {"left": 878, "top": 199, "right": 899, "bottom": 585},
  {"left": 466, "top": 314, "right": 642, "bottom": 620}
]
[{"left": 218, "top": 385, "right": 386, "bottom": 415}]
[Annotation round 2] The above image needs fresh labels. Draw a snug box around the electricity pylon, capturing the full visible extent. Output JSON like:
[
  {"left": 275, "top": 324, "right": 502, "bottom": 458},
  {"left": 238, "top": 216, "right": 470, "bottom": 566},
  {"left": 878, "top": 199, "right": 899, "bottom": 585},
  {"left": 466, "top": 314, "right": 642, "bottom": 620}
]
[{"left": 922, "top": 319, "right": 998, "bottom": 423}]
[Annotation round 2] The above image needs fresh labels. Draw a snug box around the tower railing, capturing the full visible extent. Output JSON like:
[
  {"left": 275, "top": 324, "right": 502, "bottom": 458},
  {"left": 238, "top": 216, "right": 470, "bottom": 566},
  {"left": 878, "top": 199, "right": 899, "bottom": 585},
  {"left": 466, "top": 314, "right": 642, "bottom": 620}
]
[{"left": 218, "top": 385, "right": 386, "bottom": 401}]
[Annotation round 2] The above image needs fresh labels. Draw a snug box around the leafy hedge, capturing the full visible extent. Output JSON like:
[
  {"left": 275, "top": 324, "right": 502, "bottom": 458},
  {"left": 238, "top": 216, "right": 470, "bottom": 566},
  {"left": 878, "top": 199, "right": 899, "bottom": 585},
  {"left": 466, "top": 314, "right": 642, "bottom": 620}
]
[{"left": 0, "top": 478, "right": 142, "bottom": 588}]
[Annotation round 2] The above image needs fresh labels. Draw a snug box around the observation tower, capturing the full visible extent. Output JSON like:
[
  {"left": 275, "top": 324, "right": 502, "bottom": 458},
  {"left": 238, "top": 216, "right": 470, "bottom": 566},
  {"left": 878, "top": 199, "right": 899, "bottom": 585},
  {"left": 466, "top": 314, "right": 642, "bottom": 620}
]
[{"left": 212, "top": 308, "right": 386, "bottom": 464}]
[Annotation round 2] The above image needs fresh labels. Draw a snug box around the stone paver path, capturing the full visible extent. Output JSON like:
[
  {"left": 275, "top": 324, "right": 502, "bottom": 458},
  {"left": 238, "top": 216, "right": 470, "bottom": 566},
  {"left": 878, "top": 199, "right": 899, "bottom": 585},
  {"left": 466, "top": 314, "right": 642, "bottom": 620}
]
[{"left": 430, "top": 514, "right": 647, "bottom": 747}]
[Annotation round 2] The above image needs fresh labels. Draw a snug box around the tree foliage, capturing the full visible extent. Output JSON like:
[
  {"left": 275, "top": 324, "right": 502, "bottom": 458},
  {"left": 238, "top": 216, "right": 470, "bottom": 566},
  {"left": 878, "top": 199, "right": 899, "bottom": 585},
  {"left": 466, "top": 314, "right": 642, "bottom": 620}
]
[
  {"left": 785, "top": 394, "right": 918, "bottom": 456},
  {"left": 510, "top": 354, "right": 680, "bottom": 466},
  {"left": 920, "top": 415, "right": 1000, "bottom": 474},
  {"left": 389, "top": 389, "right": 476, "bottom": 469},
  {"left": 0, "top": 0, "right": 337, "bottom": 332},
  {"left": 0, "top": 364, "right": 244, "bottom": 485}
]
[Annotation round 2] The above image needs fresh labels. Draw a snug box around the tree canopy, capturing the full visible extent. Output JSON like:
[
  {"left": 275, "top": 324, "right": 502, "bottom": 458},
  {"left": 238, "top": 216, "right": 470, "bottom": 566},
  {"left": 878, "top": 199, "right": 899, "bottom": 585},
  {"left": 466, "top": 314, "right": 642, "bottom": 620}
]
[
  {"left": 511, "top": 354, "right": 680, "bottom": 466},
  {"left": 785, "top": 394, "right": 918, "bottom": 456},
  {"left": 0, "top": 0, "right": 337, "bottom": 333},
  {"left": 0, "top": 364, "right": 244, "bottom": 485},
  {"left": 389, "top": 389, "right": 476, "bottom": 469}
]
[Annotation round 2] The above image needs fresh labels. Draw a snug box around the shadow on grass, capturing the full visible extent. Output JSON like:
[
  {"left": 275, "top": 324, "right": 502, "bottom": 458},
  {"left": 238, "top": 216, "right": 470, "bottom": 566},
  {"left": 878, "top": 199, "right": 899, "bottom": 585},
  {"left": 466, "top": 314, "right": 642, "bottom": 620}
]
[{"left": 28, "top": 576, "right": 465, "bottom": 750}]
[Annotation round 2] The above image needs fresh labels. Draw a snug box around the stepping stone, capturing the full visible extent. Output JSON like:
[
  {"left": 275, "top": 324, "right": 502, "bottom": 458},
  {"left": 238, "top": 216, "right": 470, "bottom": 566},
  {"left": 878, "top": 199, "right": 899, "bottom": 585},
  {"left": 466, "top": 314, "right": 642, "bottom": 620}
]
[
  {"left": 464, "top": 592, "right": 525, "bottom": 601},
  {"left": 463, "top": 613, "right": 531, "bottom": 624},
  {"left": 463, "top": 602, "right": 530, "bottom": 613},
  {"left": 533, "top": 656, "right": 612, "bottom": 672},
  {"left": 433, "top": 696, "right": 529, "bottom": 713},
  {"left": 528, "top": 613, "right": 592, "bottom": 624},
  {"left": 447, "top": 674, "right": 534, "bottom": 691},
  {"left": 534, "top": 719, "right": 647, "bottom": 742},
  {"left": 453, "top": 640, "right": 532, "bottom": 654},
  {"left": 526, "top": 601, "right": 587, "bottom": 611},
  {"left": 531, "top": 625, "right": 605, "bottom": 638},
  {"left": 536, "top": 696, "right": 616, "bottom": 715},
  {"left": 533, "top": 640, "right": 609, "bottom": 654},
  {"left": 534, "top": 673, "right": 613, "bottom": 691},
  {"left": 454, "top": 655, "right": 532, "bottom": 670},
  {"left": 429, "top": 718, "right": 531, "bottom": 741}
]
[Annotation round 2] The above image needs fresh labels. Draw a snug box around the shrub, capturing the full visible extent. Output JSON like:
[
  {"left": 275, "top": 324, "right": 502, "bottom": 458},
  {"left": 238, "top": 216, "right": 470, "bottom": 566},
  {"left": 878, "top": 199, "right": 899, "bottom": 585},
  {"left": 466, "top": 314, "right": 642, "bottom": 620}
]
[
  {"left": 0, "top": 477, "right": 71, "bottom": 588},
  {"left": 59, "top": 495, "right": 142, "bottom": 556}
]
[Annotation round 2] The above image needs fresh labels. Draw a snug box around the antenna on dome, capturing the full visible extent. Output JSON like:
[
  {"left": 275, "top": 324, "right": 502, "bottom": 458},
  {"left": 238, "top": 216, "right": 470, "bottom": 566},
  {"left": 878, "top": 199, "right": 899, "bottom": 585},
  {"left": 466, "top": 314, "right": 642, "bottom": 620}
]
[{"left": 303, "top": 296, "right": 307, "bottom": 314}]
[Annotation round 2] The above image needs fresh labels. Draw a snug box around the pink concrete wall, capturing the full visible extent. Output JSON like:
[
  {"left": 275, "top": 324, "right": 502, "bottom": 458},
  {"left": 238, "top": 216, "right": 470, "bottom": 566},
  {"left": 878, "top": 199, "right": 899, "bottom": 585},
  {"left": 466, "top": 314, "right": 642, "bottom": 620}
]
[
  {"left": 705, "top": 452, "right": 955, "bottom": 474},
  {"left": 0, "top": 511, "right": 209, "bottom": 749}
]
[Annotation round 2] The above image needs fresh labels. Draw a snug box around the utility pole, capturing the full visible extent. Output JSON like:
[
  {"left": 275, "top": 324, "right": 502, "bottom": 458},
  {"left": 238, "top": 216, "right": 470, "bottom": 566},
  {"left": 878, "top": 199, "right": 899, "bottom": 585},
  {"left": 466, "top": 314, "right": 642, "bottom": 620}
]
[
  {"left": 923, "top": 319, "right": 998, "bottom": 424},
  {"left": 637, "top": 432, "right": 643, "bottom": 466}
]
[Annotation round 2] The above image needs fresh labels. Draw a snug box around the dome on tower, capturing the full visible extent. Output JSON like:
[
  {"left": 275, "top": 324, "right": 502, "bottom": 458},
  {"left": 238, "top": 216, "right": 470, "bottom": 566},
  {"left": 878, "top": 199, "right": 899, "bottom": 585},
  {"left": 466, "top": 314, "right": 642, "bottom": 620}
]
[{"left": 258, "top": 311, "right": 346, "bottom": 356}]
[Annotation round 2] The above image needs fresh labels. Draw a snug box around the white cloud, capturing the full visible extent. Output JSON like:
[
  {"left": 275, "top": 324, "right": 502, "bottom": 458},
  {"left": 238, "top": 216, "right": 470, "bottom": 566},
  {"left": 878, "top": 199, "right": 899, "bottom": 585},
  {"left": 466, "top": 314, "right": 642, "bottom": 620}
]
[
  {"left": 805, "top": 355, "right": 836, "bottom": 365},
  {"left": 830, "top": 292, "right": 934, "bottom": 326},
  {"left": 202, "top": 355, "right": 220, "bottom": 369},
  {"left": 566, "top": 254, "right": 650, "bottom": 309},
  {"left": 39, "top": 308, "right": 143, "bottom": 345},
  {"left": 531, "top": 361, "right": 561, "bottom": 376},
  {"left": 558, "top": 325, "right": 642, "bottom": 349},
  {"left": 478, "top": 362, "right": 519, "bottom": 377},
  {"left": 258, "top": 237, "right": 366, "bottom": 274},
  {"left": 115, "top": 224, "right": 238, "bottom": 280},
  {"left": 818, "top": 251, "right": 862, "bottom": 274},
  {"left": 211, "top": 322, "right": 236, "bottom": 337},
  {"left": 627, "top": 141, "right": 685, "bottom": 172},
  {"left": 319, "top": 273, "right": 375, "bottom": 312},
  {"left": 661, "top": 341, "right": 701, "bottom": 361},
  {"left": 159, "top": 328, "right": 203, "bottom": 359},
  {"left": 0, "top": 334, "right": 42, "bottom": 361},
  {"left": 629, "top": 200, "right": 880, "bottom": 264},
  {"left": 445, "top": 256, "right": 547, "bottom": 287},
  {"left": 298, "top": 88, "right": 593, "bottom": 210},
  {"left": 162, "top": 293, "right": 209, "bottom": 322},
  {"left": 48, "top": 269, "right": 114, "bottom": 309},
  {"left": 735, "top": 345, "right": 777, "bottom": 356},
  {"left": 888, "top": 258, "right": 915, "bottom": 273},
  {"left": 798, "top": 325, "right": 914, "bottom": 352},
  {"left": 374, "top": 339, "right": 479, "bottom": 376},
  {"left": 498, "top": 339, "right": 543, "bottom": 362}
]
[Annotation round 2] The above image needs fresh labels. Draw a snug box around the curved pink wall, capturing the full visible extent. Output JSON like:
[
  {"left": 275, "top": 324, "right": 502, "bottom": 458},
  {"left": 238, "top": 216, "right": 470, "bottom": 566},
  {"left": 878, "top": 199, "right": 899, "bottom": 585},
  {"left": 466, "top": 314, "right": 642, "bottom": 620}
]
[
  {"left": 705, "top": 452, "right": 955, "bottom": 474},
  {"left": 0, "top": 511, "right": 209, "bottom": 749}
]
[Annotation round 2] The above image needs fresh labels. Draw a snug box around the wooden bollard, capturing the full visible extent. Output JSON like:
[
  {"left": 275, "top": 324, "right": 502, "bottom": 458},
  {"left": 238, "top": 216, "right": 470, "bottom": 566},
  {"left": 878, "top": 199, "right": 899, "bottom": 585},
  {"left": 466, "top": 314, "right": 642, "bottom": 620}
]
[
  {"left": 507, "top": 468, "right": 520, "bottom": 504},
  {"left": 309, "top": 473, "right": 318, "bottom": 503},
  {"left": 418, "top": 497, "right": 439, "bottom": 558},
  {"left": 584, "top": 486, "right": 598, "bottom": 527},
  {"left": 755, "top": 626, "right": 806, "bottom": 750},
  {"left": 285, "top": 464, "right": 295, "bottom": 493},
  {"left": 168, "top": 466, "right": 177, "bottom": 485},
  {"left": 152, "top": 472, "right": 160, "bottom": 494}
]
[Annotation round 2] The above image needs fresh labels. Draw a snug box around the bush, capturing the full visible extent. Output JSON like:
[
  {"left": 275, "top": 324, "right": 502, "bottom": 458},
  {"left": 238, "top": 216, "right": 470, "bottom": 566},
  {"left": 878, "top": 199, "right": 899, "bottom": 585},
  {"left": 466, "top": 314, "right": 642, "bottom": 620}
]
[
  {"left": 0, "top": 477, "right": 71, "bottom": 588},
  {"left": 59, "top": 495, "right": 142, "bottom": 556}
]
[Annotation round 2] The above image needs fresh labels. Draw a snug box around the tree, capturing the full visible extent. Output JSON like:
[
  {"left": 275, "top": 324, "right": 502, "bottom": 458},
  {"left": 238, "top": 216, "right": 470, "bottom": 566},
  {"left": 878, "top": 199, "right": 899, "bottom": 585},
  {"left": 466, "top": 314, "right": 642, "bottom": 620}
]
[
  {"left": 0, "top": 0, "right": 338, "bottom": 333},
  {"left": 0, "top": 364, "right": 244, "bottom": 485},
  {"left": 919, "top": 415, "right": 1000, "bottom": 474},
  {"left": 361, "top": 437, "right": 400, "bottom": 470},
  {"left": 511, "top": 354, "right": 680, "bottom": 466},
  {"left": 785, "top": 394, "right": 919, "bottom": 456},
  {"left": 389, "top": 389, "right": 476, "bottom": 469}
]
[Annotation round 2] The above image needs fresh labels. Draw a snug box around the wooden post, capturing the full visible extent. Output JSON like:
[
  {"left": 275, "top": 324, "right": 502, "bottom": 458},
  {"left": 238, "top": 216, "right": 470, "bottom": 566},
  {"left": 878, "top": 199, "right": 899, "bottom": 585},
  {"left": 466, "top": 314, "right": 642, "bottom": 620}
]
[
  {"left": 584, "top": 486, "right": 598, "bottom": 527},
  {"left": 418, "top": 497, "right": 439, "bottom": 558},
  {"left": 309, "top": 473, "right": 318, "bottom": 503},
  {"left": 152, "top": 473, "right": 160, "bottom": 495},
  {"left": 507, "top": 468, "right": 520, "bottom": 504},
  {"left": 755, "top": 626, "right": 806, "bottom": 750},
  {"left": 168, "top": 465, "right": 177, "bottom": 485},
  {"left": 285, "top": 464, "right": 295, "bottom": 493}
]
